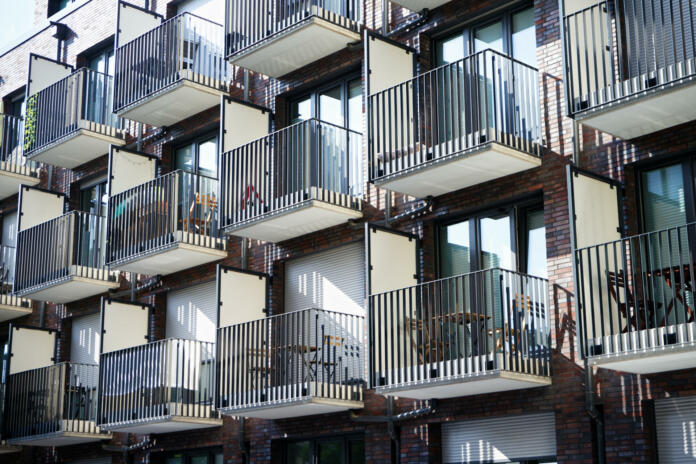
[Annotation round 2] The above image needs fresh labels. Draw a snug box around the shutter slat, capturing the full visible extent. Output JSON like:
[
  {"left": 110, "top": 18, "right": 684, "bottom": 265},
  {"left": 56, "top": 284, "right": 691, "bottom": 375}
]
[
  {"left": 70, "top": 313, "right": 101, "bottom": 365},
  {"left": 656, "top": 396, "right": 696, "bottom": 463},
  {"left": 166, "top": 281, "right": 217, "bottom": 342}
]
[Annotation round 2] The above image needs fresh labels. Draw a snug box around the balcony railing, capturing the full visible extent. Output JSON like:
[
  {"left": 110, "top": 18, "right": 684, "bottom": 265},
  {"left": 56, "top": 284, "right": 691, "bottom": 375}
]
[
  {"left": 225, "top": 0, "right": 362, "bottom": 58},
  {"left": 3, "top": 363, "right": 103, "bottom": 442},
  {"left": 14, "top": 211, "right": 111, "bottom": 295},
  {"left": 576, "top": 223, "right": 696, "bottom": 358},
  {"left": 98, "top": 338, "right": 217, "bottom": 429},
  {"left": 23, "top": 68, "right": 122, "bottom": 157},
  {"left": 369, "top": 268, "right": 551, "bottom": 390},
  {"left": 217, "top": 308, "right": 364, "bottom": 413},
  {"left": 114, "top": 13, "right": 229, "bottom": 114},
  {"left": 220, "top": 118, "right": 362, "bottom": 229},
  {"left": 368, "top": 49, "right": 541, "bottom": 184},
  {"left": 563, "top": 0, "right": 696, "bottom": 115},
  {"left": 107, "top": 170, "right": 224, "bottom": 267},
  {"left": 1, "top": 113, "right": 39, "bottom": 175}
]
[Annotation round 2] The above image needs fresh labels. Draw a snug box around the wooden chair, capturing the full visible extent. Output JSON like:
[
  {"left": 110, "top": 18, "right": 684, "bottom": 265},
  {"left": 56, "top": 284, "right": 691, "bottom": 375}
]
[
  {"left": 404, "top": 316, "right": 450, "bottom": 364},
  {"left": 607, "top": 270, "right": 660, "bottom": 332},
  {"left": 182, "top": 193, "right": 217, "bottom": 234}
]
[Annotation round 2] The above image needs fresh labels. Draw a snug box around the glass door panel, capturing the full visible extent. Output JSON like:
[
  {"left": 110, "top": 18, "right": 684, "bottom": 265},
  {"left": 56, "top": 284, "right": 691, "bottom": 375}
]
[
  {"left": 198, "top": 137, "right": 218, "bottom": 178},
  {"left": 525, "top": 209, "right": 548, "bottom": 279},
  {"left": 287, "top": 441, "right": 311, "bottom": 464},
  {"left": 480, "top": 213, "right": 514, "bottom": 271},
  {"left": 512, "top": 8, "right": 537, "bottom": 67},
  {"left": 319, "top": 85, "right": 343, "bottom": 126},
  {"left": 317, "top": 440, "right": 343, "bottom": 464},
  {"left": 440, "top": 220, "right": 472, "bottom": 278}
]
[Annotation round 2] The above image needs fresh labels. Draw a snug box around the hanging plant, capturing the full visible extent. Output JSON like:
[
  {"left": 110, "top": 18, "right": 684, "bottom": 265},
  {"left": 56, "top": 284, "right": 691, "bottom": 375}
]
[{"left": 23, "top": 94, "right": 38, "bottom": 153}]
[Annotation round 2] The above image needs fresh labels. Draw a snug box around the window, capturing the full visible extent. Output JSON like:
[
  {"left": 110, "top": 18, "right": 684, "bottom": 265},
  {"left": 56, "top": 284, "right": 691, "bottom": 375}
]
[
  {"left": 80, "top": 179, "right": 108, "bottom": 217},
  {"left": 289, "top": 74, "right": 362, "bottom": 132},
  {"left": 164, "top": 449, "right": 222, "bottom": 464},
  {"left": 439, "top": 200, "right": 547, "bottom": 279},
  {"left": 48, "top": 0, "right": 76, "bottom": 17},
  {"left": 434, "top": 5, "right": 536, "bottom": 67},
  {"left": 5, "top": 93, "right": 25, "bottom": 118},
  {"left": 640, "top": 161, "right": 693, "bottom": 233},
  {"left": 284, "top": 436, "right": 364, "bottom": 464},
  {"left": 174, "top": 134, "right": 218, "bottom": 178},
  {"left": 88, "top": 47, "right": 115, "bottom": 77}
]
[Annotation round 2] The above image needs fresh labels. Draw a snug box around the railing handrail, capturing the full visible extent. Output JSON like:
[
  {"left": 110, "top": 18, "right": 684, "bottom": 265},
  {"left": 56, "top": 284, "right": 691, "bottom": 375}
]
[
  {"left": 222, "top": 118, "right": 362, "bottom": 156},
  {"left": 218, "top": 307, "right": 364, "bottom": 330},
  {"left": 369, "top": 48, "right": 539, "bottom": 98},
  {"left": 370, "top": 267, "right": 549, "bottom": 298},
  {"left": 7, "top": 361, "right": 99, "bottom": 378},
  {"left": 116, "top": 11, "right": 223, "bottom": 51},
  {"left": 16, "top": 209, "right": 102, "bottom": 236},
  {"left": 100, "top": 337, "right": 214, "bottom": 357},
  {"left": 576, "top": 221, "right": 696, "bottom": 253},
  {"left": 0, "top": 112, "right": 23, "bottom": 122},
  {"left": 109, "top": 169, "right": 218, "bottom": 199},
  {"left": 28, "top": 67, "right": 113, "bottom": 99}
]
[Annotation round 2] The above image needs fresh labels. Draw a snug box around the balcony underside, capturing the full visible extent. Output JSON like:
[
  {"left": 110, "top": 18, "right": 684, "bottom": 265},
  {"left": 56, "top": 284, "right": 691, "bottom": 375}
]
[
  {"left": 101, "top": 415, "right": 221, "bottom": 434},
  {"left": 225, "top": 195, "right": 362, "bottom": 243},
  {"left": 0, "top": 443, "right": 21, "bottom": 454},
  {"left": 577, "top": 77, "right": 696, "bottom": 140},
  {"left": 374, "top": 355, "right": 551, "bottom": 400},
  {"left": 118, "top": 77, "right": 227, "bottom": 127},
  {"left": 6, "top": 422, "right": 110, "bottom": 447},
  {"left": 108, "top": 235, "right": 227, "bottom": 275},
  {"left": 0, "top": 294, "right": 33, "bottom": 322},
  {"left": 0, "top": 164, "right": 40, "bottom": 200},
  {"left": 17, "top": 267, "right": 119, "bottom": 304},
  {"left": 374, "top": 142, "right": 541, "bottom": 198},
  {"left": 587, "top": 323, "right": 696, "bottom": 374},
  {"left": 390, "top": 0, "right": 450, "bottom": 11},
  {"left": 28, "top": 124, "right": 125, "bottom": 169},
  {"left": 229, "top": 16, "right": 361, "bottom": 78}
]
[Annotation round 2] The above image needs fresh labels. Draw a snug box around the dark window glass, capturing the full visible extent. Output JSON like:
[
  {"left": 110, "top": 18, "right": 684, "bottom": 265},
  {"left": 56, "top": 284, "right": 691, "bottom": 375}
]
[
  {"left": 287, "top": 441, "right": 311, "bottom": 464},
  {"left": 175, "top": 135, "right": 218, "bottom": 178},
  {"left": 48, "top": 0, "right": 74, "bottom": 16}
]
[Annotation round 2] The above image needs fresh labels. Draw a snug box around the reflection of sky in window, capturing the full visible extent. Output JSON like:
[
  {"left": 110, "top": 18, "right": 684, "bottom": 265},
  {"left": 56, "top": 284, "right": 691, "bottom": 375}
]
[
  {"left": 0, "top": 1, "right": 34, "bottom": 49},
  {"left": 643, "top": 164, "right": 686, "bottom": 231},
  {"left": 527, "top": 210, "right": 547, "bottom": 279},
  {"left": 481, "top": 216, "right": 513, "bottom": 270}
]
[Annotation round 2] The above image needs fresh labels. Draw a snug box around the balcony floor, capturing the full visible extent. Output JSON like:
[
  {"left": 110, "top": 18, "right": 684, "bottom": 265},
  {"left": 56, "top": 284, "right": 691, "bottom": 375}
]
[
  {"left": 577, "top": 77, "right": 696, "bottom": 139},
  {"left": 29, "top": 123, "right": 125, "bottom": 169},
  {"left": 0, "top": 165, "right": 40, "bottom": 200},
  {"left": 102, "top": 416, "right": 222, "bottom": 434},
  {"left": 374, "top": 142, "right": 541, "bottom": 198},
  {"left": 6, "top": 421, "right": 110, "bottom": 447},
  {"left": 18, "top": 267, "right": 119, "bottom": 304},
  {"left": 118, "top": 77, "right": 226, "bottom": 127},
  {"left": 391, "top": 0, "right": 450, "bottom": 11},
  {"left": 230, "top": 14, "right": 361, "bottom": 78},
  {"left": 588, "top": 323, "right": 696, "bottom": 374},
  {"left": 109, "top": 236, "right": 227, "bottom": 276},
  {"left": 221, "top": 396, "right": 364, "bottom": 420},
  {"left": 0, "top": 294, "right": 33, "bottom": 322},
  {"left": 226, "top": 194, "right": 362, "bottom": 243}
]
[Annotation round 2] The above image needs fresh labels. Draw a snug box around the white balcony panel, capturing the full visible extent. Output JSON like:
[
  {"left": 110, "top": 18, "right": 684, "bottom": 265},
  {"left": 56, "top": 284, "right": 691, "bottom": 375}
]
[
  {"left": 0, "top": 167, "right": 40, "bottom": 200},
  {"left": 117, "top": 79, "right": 225, "bottom": 127},
  {"left": 231, "top": 17, "right": 360, "bottom": 78},
  {"left": 375, "top": 143, "right": 541, "bottom": 198},
  {"left": 29, "top": 126, "right": 125, "bottom": 170}
]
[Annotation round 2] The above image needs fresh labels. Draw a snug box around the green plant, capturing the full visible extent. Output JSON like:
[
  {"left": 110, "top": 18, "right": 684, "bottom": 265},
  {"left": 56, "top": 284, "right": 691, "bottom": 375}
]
[{"left": 23, "top": 94, "right": 38, "bottom": 153}]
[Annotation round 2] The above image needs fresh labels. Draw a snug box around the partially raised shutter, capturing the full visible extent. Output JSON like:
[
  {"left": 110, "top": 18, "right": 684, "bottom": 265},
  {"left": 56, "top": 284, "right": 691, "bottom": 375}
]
[
  {"left": 442, "top": 413, "right": 557, "bottom": 463},
  {"left": 101, "top": 298, "right": 150, "bottom": 353},
  {"left": 71, "top": 313, "right": 101, "bottom": 365},
  {"left": 217, "top": 265, "right": 267, "bottom": 328},
  {"left": 285, "top": 242, "right": 365, "bottom": 316},
  {"left": 167, "top": 281, "right": 217, "bottom": 342},
  {"left": 8, "top": 325, "right": 56, "bottom": 375},
  {"left": 655, "top": 396, "right": 696, "bottom": 463}
]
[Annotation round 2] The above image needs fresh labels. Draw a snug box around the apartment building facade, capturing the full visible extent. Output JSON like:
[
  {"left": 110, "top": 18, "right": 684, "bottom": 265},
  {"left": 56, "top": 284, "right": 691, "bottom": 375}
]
[{"left": 0, "top": 0, "right": 694, "bottom": 462}]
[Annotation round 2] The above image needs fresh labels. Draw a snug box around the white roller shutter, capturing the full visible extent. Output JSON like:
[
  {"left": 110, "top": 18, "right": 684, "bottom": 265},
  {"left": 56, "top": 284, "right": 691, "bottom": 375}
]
[
  {"left": 656, "top": 396, "right": 696, "bottom": 463},
  {"left": 442, "top": 413, "right": 557, "bottom": 463},
  {"left": 166, "top": 281, "right": 217, "bottom": 342},
  {"left": 285, "top": 242, "right": 364, "bottom": 316},
  {"left": 70, "top": 313, "right": 101, "bottom": 365}
]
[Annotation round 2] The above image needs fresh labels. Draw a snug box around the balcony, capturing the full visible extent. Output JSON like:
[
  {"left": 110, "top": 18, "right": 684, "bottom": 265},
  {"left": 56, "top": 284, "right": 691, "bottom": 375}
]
[
  {"left": 23, "top": 68, "right": 125, "bottom": 169},
  {"left": 114, "top": 13, "right": 230, "bottom": 127},
  {"left": 3, "top": 363, "right": 111, "bottom": 446},
  {"left": 0, "top": 246, "right": 32, "bottom": 322},
  {"left": 389, "top": 0, "right": 450, "bottom": 11},
  {"left": 14, "top": 211, "right": 119, "bottom": 303},
  {"left": 220, "top": 119, "right": 362, "bottom": 243},
  {"left": 107, "top": 171, "right": 227, "bottom": 275},
  {"left": 0, "top": 114, "right": 40, "bottom": 199},
  {"left": 98, "top": 338, "right": 221, "bottom": 433},
  {"left": 225, "top": 0, "right": 362, "bottom": 78},
  {"left": 563, "top": 0, "right": 696, "bottom": 139},
  {"left": 368, "top": 49, "right": 542, "bottom": 198},
  {"left": 217, "top": 308, "right": 364, "bottom": 419},
  {"left": 576, "top": 223, "right": 696, "bottom": 373},
  {"left": 369, "top": 268, "right": 551, "bottom": 399}
]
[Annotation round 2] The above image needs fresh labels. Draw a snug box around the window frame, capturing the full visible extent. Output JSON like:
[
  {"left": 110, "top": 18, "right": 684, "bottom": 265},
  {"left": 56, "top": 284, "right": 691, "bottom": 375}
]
[
  {"left": 287, "top": 72, "right": 362, "bottom": 129},
  {"left": 281, "top": 433, "right": 365, "bottom": 464},
  {"left": 173, "top": 131, "right": 220, "bottom": 179},
  {"left": 162, "top": 447, "right": 223, "bottom": 464},
  {"left": 78, "top": 177, "right": 108, "bottom": 216}
]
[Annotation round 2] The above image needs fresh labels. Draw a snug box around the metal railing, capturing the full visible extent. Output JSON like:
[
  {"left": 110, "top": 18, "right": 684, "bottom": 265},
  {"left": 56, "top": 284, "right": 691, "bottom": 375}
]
[
  {"left": 563, "top": 0, "right": 696, "bottom": 115},
  {"left": 107, "top": 170, "right": 223, "bottom": 267},
  {"left": 23, "top": 68, "right": 122, "bottom": 157},
  {"left": 369, "top": 268, "right": 551, "bottom": 388},
  {"left": 1, "top": 113, "right": 39, "bottom": 175},
  {"left": 576, "top": 222, "right": 696, "bottom": 357},
  {"left": 226, "top": 0, "right": 362, "bottom": 58},
  {"left": 4, "top": 363, "right": 102, "bottom": 441},
  {"left": 0, "top": 245, "right": 16, "bottom": 287},
  {"left": 98, "top": 338, "right": 217, "bottom": 428},
  {"left": 220, "top": 118, "right": 362, "bottom": 229},
  {"left": 217, "top": 308, "right": 364, "bottom": 412},
  {"left": 14, "top": 211, "right": 111, "bottom": 294},
  {"left": 368, "top": 49, "right": 541, "bottom": 183},
  {"left": 114, "top": 13, "right": 229, "bottom": 113}
]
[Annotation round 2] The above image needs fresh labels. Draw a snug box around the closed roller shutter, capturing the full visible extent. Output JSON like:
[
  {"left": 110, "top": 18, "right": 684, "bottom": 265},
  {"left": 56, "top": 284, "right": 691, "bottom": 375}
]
[
  {"left": 285, "top": 242, "right": 364, "bottom": 316},
  {"left": 656, "top": 396, "right": 696, "bottom": 463},
  {"left": 442, "top": 413, "right": 557, "bottom": 463},
  {"left": 70, "top": 313, "right": 101, "bottom": 365},
  {"left": 166, "top": 281, "right": 217, "bottom": 342}
]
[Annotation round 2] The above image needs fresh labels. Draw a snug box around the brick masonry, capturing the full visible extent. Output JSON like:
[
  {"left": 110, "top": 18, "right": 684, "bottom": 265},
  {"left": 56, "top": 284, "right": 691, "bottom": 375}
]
[{"left": 1, "top": 0, "right": 695, "bottom": 462}]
